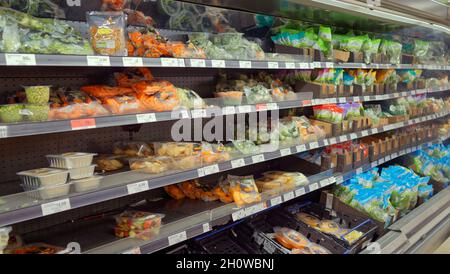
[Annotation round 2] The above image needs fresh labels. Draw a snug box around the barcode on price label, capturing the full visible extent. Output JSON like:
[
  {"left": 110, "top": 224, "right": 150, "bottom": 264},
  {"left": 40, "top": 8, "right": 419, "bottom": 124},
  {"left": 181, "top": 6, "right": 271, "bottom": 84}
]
[
  {"left": 211, "top": 59, "right": 226, "bottom": 68},
  {"left": 280, "top": 148, "right": 291, "bottom": 157},
  {"left": 136, "top": 113, "right": 156, "bottom": 123},
  {"left": 41, "top": 199, "right": 71, "bottom": 216},
  {"left": 270, "top": 196, "right": 282, "bottom": 206},
  {"left": 309, "top": 183, "right": 319, "bottom": 192},
  {"left": 252, "top": 154, "right": 265, "bottom": 163},
  {"left": 0, "top": 126, "right": 7, "bottom": 138},
  {"left": 295, "top": 188, "right": 306, "bottom": 197},
  {"left": 231, "top": 159, "right": 246, "bottom": 169},
  {"left": 161, "top": 58, "right": 179, "bottom": 67},
  {"left": 198, "top": 164, "right": 219, "bottom": 177},
  {"left": 222, "top": 106, "right": 236, "bottom": 115},
  {"left": 309, "top": 142, "right": 319, "bottom": 149},
  {"left": 283, "top": 191, "right": 295, "bottom": 202},
  {"left": 268, "top": 62, "right": 279, "bottom": 69},
  {"left": 71, "top": 118, "right": 96, "bottom": 130},
  {"left": 5, "top": 54, "right": 36, "bottom": 66},
  {"left": 285, "top": 62, "right": 295, "bottom": 69},
  {"left": 127, "top": 181, "right": 149, "bottom": 194},
  {"left": 168, "top": 231, "right": 187, "bottom": 246},
  {"left": 190, "top": 59, "right": 206, "bottom": 67},
  {"left": 202, "top": 223, "right": 211, "bottom": 233},
  {"left": 232, "top": 209, "right": 246, "bottom": 221},
  {"left": 87, "top": 56, "right": 110, "bottom": 66},
  {"left": 122, "top": 57, "right": 143, "bottom": 67},
  {"left": 239, "top": 61, "right": 252, "bottom": 68},
  {"left": 296, "top": 144, "right": 307, "bottom": 152}
]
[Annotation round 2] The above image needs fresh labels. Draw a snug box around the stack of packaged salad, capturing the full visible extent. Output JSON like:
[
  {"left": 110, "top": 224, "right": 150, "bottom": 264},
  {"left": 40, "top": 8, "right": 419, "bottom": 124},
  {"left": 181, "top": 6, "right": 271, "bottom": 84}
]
[
  {"left": 412, "top": 144, "right": 450, "bottom": 186},
  {"left": 333, "top": 165, "right": 431, "bottom": 225}
]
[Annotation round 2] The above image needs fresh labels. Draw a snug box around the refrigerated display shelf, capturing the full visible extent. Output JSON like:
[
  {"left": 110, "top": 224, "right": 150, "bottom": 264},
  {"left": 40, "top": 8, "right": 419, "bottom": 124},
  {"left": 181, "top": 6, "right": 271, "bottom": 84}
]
[
  {"left": 0, "top": 109, "right": 446, "bottom": 228},
  {"left": 0, "top": 85, "right": 447, "bottom": 139},
  {"left": 1, "top": 53, "right": 449, "bottom": 70},
  {"left": 83, "top": 137, "right": 444, "bottom": 254}
]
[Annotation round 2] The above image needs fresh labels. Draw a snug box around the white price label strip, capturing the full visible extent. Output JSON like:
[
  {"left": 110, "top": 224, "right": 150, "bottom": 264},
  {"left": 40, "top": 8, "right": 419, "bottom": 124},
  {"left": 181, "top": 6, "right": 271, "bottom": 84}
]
[
  {"left": 280, "top": 148, "right": 292, "bottom": 157},
  {"left": 87, "top": 56, "right": 110, "bottom": 66},
  {"left": 232, "top": 209, "right": 246, "bottom": 221},
  {"left": 335, "top": 176, "right": 344, "bottom": 184},
  {"left": 268, "top": 62, "right": 279, "bottom": 69},
  {"left": 122, "top": 247, "right": 141, "bottom": 254},
  {"left": 372, "top": 128, "right": 378, "bottom": 134},
  {"left": 0, "top": 126, "right": 7, "bottom": 138},
  {"left": 5, "top": 53, "right": 36, "bottom": 66},
  {"left": 320, "top": 178, "right": 330, "bottom": 187},
  {"left": 299, "top": 63, "right": 309, "bottom": 69},
  {"left": 41, "top": 199, "right": 71, "bottom": 216},
  {"left": 239, "top": 61, "right": 252, "bottom": 68},
  {"left": 309, "top": 142, "right": 319, "bottom": 149},
  {"left": 252, "top": 154, "right": 265, "bottom": 164},
  {"left": 329, "top": 138, "right": 337, "bottom": 145},
  {"left": 323, "top": 139, "right": 329, "bottom": 146},
  {"left": 266, "top": 103, "right": 278, "bottom": 110},
  {"left": 136, "top": 113, "right": 156, "bottom": 123},
  {"left": 190, "top": 59, "right": 206, "bottom": 67},
  {"left": 231, "top": 158, "right": 246, "bottom": 169},
  {"left": 161, "top": 58, "right": 180, "bottom": 67},
  {"left": 222, "top": 106, "right": 236, "bottom": 115},
  {"left": 309, "top": 183, "right": 319, "bottom": 192},
  {"left": 296, "top": 144, "right": 307, "bottom": 152},
  {"left": 285, "top": 62, "right": 295, "bottom": 69},
  {"left": 340, "top": 135, "right": 348, "bottom": 142},
  {"left": 295, "top": 188, "right": 306, "bottom": 197},
  {"left": 325, "top": 62, "right": 334, "bottom": 68},
  {"left": 270, "top": 196, "right": 283, "bottom": 206},
  {"left": 122, "top": 57, "right": 143, "bottom": 67},
  {"left": 245, "top": 203, "right": 266, "bottom": 216},
  {"left": 200, "top": 164, "right": 219, "bottom": 176},
  {"left": 283, "top": 191, "right": 295, "bottom": 202},
  {"left": 211, "top": 59, "right": 226, "bottom": 68},
  {"left": 127, "top": 181, "right": 149, "bottom": 194},
  {"left": 168, "top": 231, "right": 187, "bottom": 246},
  {"left": 329, "top": 176, "right": 336, "bottom": 184},
  {"left": 338, "top": 97, "right": 346, "bottom": 103},
  {"left": 356, "top": 167, "right": 363, "bottom": 174},
  {"left": 191, "top": 109, "right": 207, "bottom": 118},
  {"left": 392, "top": 153, "right": 398, "bottom": 158},
  {"left": 180, "top": 109, "right": 190, "bottom": 119},
  {"left": 361, "top": 130, "right": 369, "bottom": 137},
  {"left": 238, "top": 105, "right": 252, "bottom": 113},
  {"left": 350, "top": 133, "right": 357, "bottom": 140},
  {"left": 371, "top": 162, "right": 378, "bottom": 168},
  {"left": 203, "top": 223, "right": 211, "bottom": 233}
]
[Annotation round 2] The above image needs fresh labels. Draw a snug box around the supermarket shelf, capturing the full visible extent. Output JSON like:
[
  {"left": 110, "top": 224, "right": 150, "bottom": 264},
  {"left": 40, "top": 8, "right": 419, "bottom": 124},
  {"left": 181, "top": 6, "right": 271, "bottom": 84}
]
[
  {"left": 0, "top": 109, "right": 446, "bottom": 228},
  {"left": 0, "top": 85, "right": 448, "bottom": 139},
  {"left": 84, "top": 137, "right": 443, "bottom": 254},
  {"left": 1, "top": 53, "right": 449, "bottom": 70}
]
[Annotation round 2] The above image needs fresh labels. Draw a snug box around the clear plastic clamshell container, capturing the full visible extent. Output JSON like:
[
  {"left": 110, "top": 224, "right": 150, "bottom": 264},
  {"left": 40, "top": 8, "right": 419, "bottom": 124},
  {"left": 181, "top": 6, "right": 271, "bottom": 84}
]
[
  {"left": 68, "top": 165, "right": 96, "bottom": 180},
  {"left": 72, "top": 176, "right": 101, "bottom": 193},
  {"left": 46, "top": 152, "right": 97, "bottom": 169},
  {"left": 17, "top": 168, "right": 68, "bottom": 188}
]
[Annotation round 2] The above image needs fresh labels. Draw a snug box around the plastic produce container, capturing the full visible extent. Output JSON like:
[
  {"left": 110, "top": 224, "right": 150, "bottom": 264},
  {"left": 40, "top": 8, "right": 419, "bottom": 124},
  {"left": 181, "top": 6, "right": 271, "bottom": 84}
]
[
  {"left": 24, "top": 104, "right": 50, "bottom": 122},
  {"left": 24, "top": 86, "right": 51, "bottom": 105},
  {"left": 214, "top": 91, "right": 243, "bottom": 106},
  {"left": 25, "top": 183, "right": 71, "bottom": 200},
  {"left": 46, "top": 152, "right": 97, "bottom": 169},
  {"left": 72, "top": 176, "right": 101, "bottom": 193},
  {"left": 0, "top": 227, "right": 11, "bottom": 254},
  {"left": 68, "top": 165, "right": 96, "bottom": 180},
  {"left": 0, "top": 104, "right": 24, "bottom": 123},
  {"left": 114, "top": 210, "right": 164, "bottom": 240},
  {"left": 17, "top": 168, "right": 69, "bottom": 188}
]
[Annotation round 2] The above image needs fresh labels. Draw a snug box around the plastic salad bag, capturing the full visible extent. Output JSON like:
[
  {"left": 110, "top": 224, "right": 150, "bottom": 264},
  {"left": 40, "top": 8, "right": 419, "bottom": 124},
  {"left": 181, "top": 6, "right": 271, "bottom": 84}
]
[
  {"left": 228, "top": 175, "right": 261, "bottom": 207},
  {"left": 87, "top": 11, "right": 127, "bottom": 56},
  {"left": 380, "top": 39, "right": 402, "bottom": 64}
]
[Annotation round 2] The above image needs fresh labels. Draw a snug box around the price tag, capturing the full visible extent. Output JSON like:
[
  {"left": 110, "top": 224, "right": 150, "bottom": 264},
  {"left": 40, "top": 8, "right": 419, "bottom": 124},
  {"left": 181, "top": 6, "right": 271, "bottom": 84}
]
[
  {"left": 246, "top": 203, "right": 266, "bottom": 216},
  {"left": 339, "top": 135, "right": 348, "bottom": 142},
  {"left": 320, "top": 178, "right": 330, "bottom": 187},
  {"left": 87, "top": 56, "right": 110, "bottom": 66},
  {"left": 268, "top": 62, "right": 279, "bottom": 69},
  {"left": 329, "top": 176, "right": 336, "bottom": 184},
  {"left": 323, "top": 139, "right": 329, "bottom": 146},
  {"left": 356, "top": 167, "right": 363, "bottom": 174},
  {"left": 325, "top": 62, "right": 334, "bottom": 68},
  {"left": 180, "top": 109, "right": 190, "bottom": 119},
  {"left": 256, "top": 104, "right": 267, "bottom": 111},
  {"left": 270, "top": 196, "right": 283, "bottom": 206},
  {"left": 127, "top": 181, "right": 149, "bottom": 194},
  {"left": 202, "top": 223, "right": 211, "bottom": 233},
  {"left": 122, "top": 57, "right": 143, "bottom": 67},
  {"left": 353, "top": 96, "right": 360, "bottom": 102},
  {"left": 299, "top": 63, "right": 309, "bottom": 69},
  {"left": 5, "top": 53, "right": 36, "bottom": 66},
  {"left": 191, "top": 109, "right": 207, "bottom": 118},
  {"left": 393, "top": 93, "right": 400, "bottom": 98},
  {"left": 361, "top": 130, "right": 369, "bottom": 137},
  {"left": 296, "top": 144, "right": 307, "bottom": 152},
  {"left": 295, "top": 188, "right": 306, "bottom": 197},
  {"left": 335, "top": 176, "right": 344, "bottom": 184},
  {"left": 232, "top": 209, "right": 246, "bottom": 221},
  {"left": 252, "top": 154, "right": 265, "bottom": 164},
  {"left": 222, "top": 106, "right": 236, "bottom": 115},
  {"left": 190, "top": 59, "right": 206, "bottom": 67},
  {"left": 411, "top": 90, "right": 416, "bottom": 95},
  {"left": 0, "top": 126, "right": 7, "bottom": 138},
  {"left": 280, "top": 148, "right": 292, "bottom": 157},
  {"left": 231, "top": 158, "right": 246, "bottom": 169},
  {"left": 238, "top": 105, "right": 252, "bottom": 113},
  {"left": 350, "top": 133, "right": 357, "bottom": 140},
  {"left": 392, "top": 152, "right": 398, "bottom": 158},
  {"left": 338, "top": 97, "right": 346, "bottom": 103},
  {"left": 329, "top": 137, "right": 337, "bottom": 145},
  {"left": 201, "top": 164, "right": 220, "bottom": 176},
  {"left": 309, "top": 142, "right": 319, "bottom": 149},
  {"left": 363, "top": 96, "right": 370, "bottom": 101},
  {"left": 41, "top": 199, "right": 71, "bottom": 216},
  {"left": 178, "top": 59, "right": 186, "bottom": 67},
  {"left": 136, "top": 113, "right": 156, "bottom": 123},
  {"left": 122, "top": 247, "right": 141, "bottom": 254},
  {"left": 211, "top": 59, "right": 226, "bottom": 68},
  {"left": 161, "top": 58, "right": 180, "bottom": 67},
  {"left": 313, "top": 62, "right": 321, "bottom": 68},
  {"left": 385, "top": 155, "right": 391, "bottom": 161},
  {"left": 266, "top": 103, "right": 278, "bottom": 110},
  {"left": 283, "top": 191, "right": 295, "bottom": 202},
  {"left": 239, "top": 61, "right": 252, "bottom": 68},
  {"left": 372, "top": 128, "right": 378, "bottom": 134},
  {"left": 309, "top": 183, "right": 319, "bottom": 192},
  {"left": 285, "top": 62, "right": 295, "bottom": 69},
  {"left": 71, "top": 118, "right": 96, "bottom": 130},
  {"left": 168, "top": 231, "right": 187, "bottom": 246}
]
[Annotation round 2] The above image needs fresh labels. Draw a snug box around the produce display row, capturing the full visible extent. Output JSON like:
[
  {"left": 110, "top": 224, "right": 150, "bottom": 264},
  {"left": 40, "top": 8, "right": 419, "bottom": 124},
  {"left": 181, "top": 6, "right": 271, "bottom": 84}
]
[{"left": 0, "top": 108, "right": 447, "bottom": 228}]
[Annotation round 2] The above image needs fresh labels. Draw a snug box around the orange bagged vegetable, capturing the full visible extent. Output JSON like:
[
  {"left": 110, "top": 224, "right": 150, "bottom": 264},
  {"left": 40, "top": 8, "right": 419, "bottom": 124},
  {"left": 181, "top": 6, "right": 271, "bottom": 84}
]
[
  {"left": 103, "top": 95, "right": 145, "bottom": 114},
  {"left": 81, "top": 85, "right": 133, "bottom": 98},
  {"left": 136, "top": 89, "right": 180, "bottom": 112},
  {"left": 87, "top": 11, "right": 127, "bottom": 56},
  {"left": 164, "top": 185, "right": 186, "bottom": 200}
]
